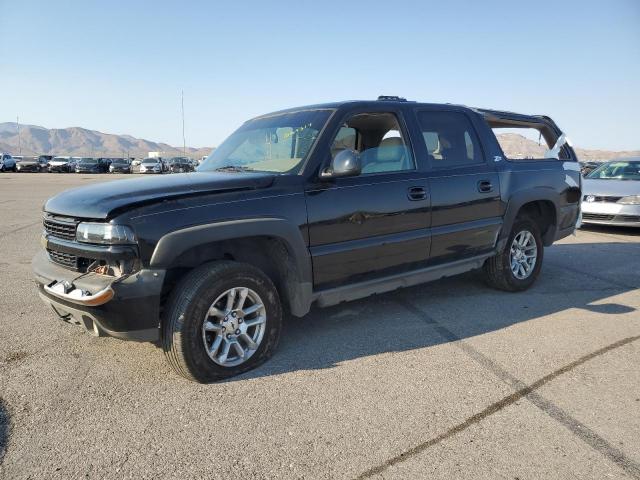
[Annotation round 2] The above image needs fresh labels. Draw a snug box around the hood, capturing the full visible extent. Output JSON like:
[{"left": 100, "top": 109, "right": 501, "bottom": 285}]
[
  {"left": 582, "top": 178, "right": 640, "bottom": 197},
  {"left": 44, "top": 171, "right": 275, "bottom": 219}
]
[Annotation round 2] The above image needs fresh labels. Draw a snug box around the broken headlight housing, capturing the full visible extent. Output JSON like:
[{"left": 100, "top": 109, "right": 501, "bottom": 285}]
[
  {"left": 617, "top": 195, "right": 640, "bottom": 205},
  {"left": 76, "top": 223, "right": 136, "bottom": 245}
]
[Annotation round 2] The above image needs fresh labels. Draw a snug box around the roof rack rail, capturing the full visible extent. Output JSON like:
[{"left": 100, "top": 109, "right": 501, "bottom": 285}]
[{"left": 377, "top": 95, "right": 407, "bottom": 102}]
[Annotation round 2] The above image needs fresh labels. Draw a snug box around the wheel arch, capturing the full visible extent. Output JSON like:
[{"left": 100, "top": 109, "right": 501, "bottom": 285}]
[
  {"left": 499, "top": 190, "right": 560, "bottom": 249},
  {"left": 150, "top": 218, "right": 313, "bottom": 317}
]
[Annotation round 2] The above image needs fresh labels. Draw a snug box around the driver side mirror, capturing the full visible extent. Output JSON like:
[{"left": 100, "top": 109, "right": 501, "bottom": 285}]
[{"left": 320, "top": 149, "right": 361, "bottom": 179}]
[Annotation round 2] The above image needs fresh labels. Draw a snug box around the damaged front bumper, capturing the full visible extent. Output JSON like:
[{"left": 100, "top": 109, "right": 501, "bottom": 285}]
[
  {"left": 32, "top": 250, "right": 165, "bottom": 342},
  {"left": 44, "top": 280, "right": 115, "bottom": 306}
]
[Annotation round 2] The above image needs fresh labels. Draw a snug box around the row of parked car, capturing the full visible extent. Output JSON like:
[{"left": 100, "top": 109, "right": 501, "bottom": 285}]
[{"left": 0, "top": 153, "right": 200, "bottom": 174}]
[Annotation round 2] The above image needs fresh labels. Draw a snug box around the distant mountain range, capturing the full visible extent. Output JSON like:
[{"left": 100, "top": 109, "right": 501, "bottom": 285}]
[
  {"left": 496, "top": 133, "right": 640, "bottom": 162},
  {"left": 0, "top": 122, "right": 637, "bottom": 162},
  {"left": 0, "top": 122, "right": 213, "bottom": 159}
]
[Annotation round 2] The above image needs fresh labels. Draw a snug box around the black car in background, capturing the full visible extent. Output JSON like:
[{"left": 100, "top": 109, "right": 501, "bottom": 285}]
[
  {"left": 15, "top": 156, "right": 45, "bottom": 172},
  {"left": 75, "top": 158, "right": 109, "bottom": 173},
  {"left": 109, "top": 158, "right": 132, "bottom": 173},
  {"left": 167, "top": 157, "right": 195, "bottom": 173}
]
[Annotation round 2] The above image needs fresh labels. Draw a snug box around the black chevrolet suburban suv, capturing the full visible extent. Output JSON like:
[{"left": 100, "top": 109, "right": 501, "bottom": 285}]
[{"left": 33, "top": 97, "right": 581, "bottom": 382}]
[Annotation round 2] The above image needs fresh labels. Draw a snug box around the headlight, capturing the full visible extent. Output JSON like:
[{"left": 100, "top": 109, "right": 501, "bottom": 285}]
[
  {"left": 76, "top": 223, "right": 136, "bottom": 244},
  {"left": 617, "top": 195, "right": 640, "bottom": 205}
]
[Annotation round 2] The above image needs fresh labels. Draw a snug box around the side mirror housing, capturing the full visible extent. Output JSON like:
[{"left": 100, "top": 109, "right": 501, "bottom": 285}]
[{"left": 320, "top": 149, "right": 361, "bottom": 179}]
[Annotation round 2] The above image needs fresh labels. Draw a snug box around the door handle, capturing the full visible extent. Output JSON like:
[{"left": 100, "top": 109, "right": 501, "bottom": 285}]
[
  {"left": 407, "top": 186, "right": 427, "bottom": 201},
  {"left": 477, "top": 180, "right": 493, "bottom": 193}
]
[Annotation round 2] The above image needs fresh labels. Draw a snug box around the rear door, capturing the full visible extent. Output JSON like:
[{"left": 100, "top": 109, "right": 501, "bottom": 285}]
[
  {"left": 305, "top": 107, "right": 431, "bottom": 288},
  {"left": 413, "top": 108, "right": 502, "bottom": 263}
]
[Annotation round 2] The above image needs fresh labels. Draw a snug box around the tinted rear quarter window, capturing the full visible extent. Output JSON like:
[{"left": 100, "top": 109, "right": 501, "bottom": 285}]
[{"left": 416, "top": 111, "right": 483, "bottom": 168}]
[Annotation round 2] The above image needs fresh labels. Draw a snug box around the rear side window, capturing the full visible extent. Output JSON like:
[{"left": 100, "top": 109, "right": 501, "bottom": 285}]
[
  {"left": 491, "top": 127, "right": 570, "bottom": 160},
  {"left": 416, "top": 111, "right": 483, "bottom": 167}
]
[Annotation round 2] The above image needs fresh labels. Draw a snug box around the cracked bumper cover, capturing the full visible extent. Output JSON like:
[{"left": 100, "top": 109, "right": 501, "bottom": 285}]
[{"left": 32, "top": 250, "right": 165, "bottom": 342}]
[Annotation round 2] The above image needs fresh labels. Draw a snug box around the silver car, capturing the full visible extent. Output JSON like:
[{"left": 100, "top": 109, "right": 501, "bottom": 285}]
[{"left": 581, "top": 160, "right": 640, "bottom": 227}]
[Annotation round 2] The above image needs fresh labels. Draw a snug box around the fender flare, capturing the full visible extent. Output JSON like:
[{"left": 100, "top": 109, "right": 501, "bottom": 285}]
[
  {"left": 149, "top": 217, "right": 313, "bottom": 316},
  {"left": 499, "top": 188, "right": 561, "bottom": 249}
]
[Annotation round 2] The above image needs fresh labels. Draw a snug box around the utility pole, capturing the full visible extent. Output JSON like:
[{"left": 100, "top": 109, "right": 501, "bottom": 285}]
[
  {"left": 16, "top": 116, "right": 21, "bottom": 154},
  {"left": 181, "top": 90, "right": 186, "bottom": 157}
]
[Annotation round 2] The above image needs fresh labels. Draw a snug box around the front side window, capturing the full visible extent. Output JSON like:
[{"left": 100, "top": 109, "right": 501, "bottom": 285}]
[
  {"left": 199, "top": 109, "right": 332, "bottom": 173},
  {"left": 329, "top": 112, "right": 414, "bottom": 174},
  {"left": 416, "top": 111, "right": 483, "bottom": 167}
]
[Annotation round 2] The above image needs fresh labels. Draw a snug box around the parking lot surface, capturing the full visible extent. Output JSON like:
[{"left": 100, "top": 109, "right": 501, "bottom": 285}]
[{"left": 0, "top": 173, "right": 639, "bottom": 479}]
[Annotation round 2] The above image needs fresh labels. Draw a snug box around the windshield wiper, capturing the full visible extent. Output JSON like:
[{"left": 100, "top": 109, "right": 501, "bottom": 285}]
[{"left": 213, "top": 165, "right": 254, "bottom": 172}]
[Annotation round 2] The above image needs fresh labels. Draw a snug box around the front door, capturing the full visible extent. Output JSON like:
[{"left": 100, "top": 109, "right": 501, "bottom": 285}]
[{"left": 305, "top": 110, "right": 431, "bottom": 288}]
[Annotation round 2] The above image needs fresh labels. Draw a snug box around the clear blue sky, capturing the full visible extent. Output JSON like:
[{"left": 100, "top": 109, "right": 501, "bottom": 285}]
[{"left": 1, "top": 0, "right": 638, "bottom": 150}]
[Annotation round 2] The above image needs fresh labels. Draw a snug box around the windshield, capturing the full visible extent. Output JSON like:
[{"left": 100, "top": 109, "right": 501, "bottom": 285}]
[
  {"left": 142, "top": 159, "right": 159, "bottom": 164},
  {"left": 112, "top": 159, "right": 127, "bottom": 164},
  {"left": 52, "top": 157, "right": 68, "bottom": 162},
  {"left": 79, "top": 158, "right": 97, "bottom": 164},
  {"left": 586, "top": 161, "right": 640, "bottom": 180},
  {"left": 198, "top": 109, "right": 332, "bottom": 173}
]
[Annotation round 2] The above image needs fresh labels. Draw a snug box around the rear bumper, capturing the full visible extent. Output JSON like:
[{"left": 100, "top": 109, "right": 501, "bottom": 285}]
[{"left": 32, "top": 250, "right": 165, "bottom": 342}]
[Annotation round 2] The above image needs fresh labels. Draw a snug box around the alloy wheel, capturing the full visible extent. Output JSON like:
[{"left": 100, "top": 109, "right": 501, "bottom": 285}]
[
  {"left": 509, "top": 230, "right": 537, "bottom": 279},
  {"left": 201, "top": 287, "right": 266, "bottom": 367}
]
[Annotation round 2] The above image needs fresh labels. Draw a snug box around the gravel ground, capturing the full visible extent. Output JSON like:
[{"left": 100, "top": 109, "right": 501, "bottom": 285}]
[{"left": 0, "top": 173, "right": 639, "bottom": 479}]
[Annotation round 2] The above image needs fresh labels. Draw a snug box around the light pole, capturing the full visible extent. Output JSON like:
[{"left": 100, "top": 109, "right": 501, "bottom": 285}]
[
  {"left": 182, "top": 90, "right": 186, "bottom": 157},
  {"left": 16, "top": 116, "right": 21, "bottom": 155}
]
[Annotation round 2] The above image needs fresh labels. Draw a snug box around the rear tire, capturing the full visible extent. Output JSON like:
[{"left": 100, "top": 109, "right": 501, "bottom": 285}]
[
  {"left": 482, "top": 216, "right": 543, "bottom": 291},
  {"left": 162, "top": 261, "right": 282, "bottom": 383}
]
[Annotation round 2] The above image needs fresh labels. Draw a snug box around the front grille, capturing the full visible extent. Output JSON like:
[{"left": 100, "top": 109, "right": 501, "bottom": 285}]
[
  {"left": 47, "top": 249, "right": 92, "bottom": 271},
  {"left": 583, "top": 213, "right": 640, "bottom": 223},
  {"left": 582, "top": 213, "right": 615, "bottom": 221},
  {"left": 47, "top": 249, "right": 78, "bottom": 269},
  {"left": 43, "top": 216, "right": 77, "bottom": 240},
  {"left": 617, "top": 215, "right": 640, "bottom": 222},
  {"left": 583, "top": 195, "right": 622, "bottom": 203}
]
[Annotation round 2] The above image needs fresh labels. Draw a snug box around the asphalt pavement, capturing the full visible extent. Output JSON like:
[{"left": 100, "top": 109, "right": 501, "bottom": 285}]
[{"left": 0, "top": 173, "right": 639, "bottom": 479}]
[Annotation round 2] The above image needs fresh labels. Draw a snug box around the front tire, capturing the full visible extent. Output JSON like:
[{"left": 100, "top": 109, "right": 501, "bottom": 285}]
[
  {"left": 482, "top": 216, "right": 543, "bottom": 291},
  {"left": 162, "top": 261, "right": 283, "bottom": 382}
]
